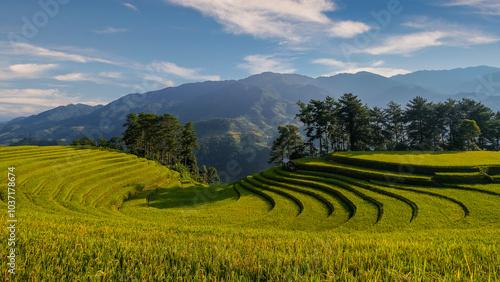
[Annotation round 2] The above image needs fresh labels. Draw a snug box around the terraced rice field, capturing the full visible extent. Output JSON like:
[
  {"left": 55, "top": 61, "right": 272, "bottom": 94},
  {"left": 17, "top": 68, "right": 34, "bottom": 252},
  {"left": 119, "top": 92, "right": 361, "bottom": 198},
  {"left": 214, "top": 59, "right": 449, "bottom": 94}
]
[
  {"left": 1, "top": 146, "right": 500, "bottom": 280},
  {"left": 231, "top": 154, "right": 500, "bottom": 231}
]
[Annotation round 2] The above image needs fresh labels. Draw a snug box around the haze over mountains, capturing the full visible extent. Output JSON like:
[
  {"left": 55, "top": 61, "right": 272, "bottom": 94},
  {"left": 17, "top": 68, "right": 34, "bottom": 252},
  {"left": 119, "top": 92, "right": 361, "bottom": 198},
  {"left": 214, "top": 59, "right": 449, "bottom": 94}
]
[{"left": 2, "top": 66, "right": 500, "bottom": 181}]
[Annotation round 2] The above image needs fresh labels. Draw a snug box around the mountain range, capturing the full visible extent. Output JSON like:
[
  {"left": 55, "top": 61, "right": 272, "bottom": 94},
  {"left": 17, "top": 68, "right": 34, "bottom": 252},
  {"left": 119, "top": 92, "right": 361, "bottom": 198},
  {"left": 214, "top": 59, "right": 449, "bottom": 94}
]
[{"left": 1, "top": 66, "right": 500, "bottom": 182}]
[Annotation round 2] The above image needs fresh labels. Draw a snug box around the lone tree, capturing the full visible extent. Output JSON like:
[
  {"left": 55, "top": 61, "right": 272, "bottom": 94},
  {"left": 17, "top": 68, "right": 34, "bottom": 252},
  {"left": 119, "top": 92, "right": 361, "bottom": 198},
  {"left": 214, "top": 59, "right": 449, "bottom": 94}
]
[{"left": 269, "top": 124, "right": 306, "bottom": 165}]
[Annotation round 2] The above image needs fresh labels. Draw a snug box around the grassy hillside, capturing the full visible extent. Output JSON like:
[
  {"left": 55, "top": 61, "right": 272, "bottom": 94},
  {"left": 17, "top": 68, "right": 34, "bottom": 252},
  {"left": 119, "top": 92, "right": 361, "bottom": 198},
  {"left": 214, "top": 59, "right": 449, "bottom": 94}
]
[{"left": 1, "top": 147, "right": 499, "bottom": 280}]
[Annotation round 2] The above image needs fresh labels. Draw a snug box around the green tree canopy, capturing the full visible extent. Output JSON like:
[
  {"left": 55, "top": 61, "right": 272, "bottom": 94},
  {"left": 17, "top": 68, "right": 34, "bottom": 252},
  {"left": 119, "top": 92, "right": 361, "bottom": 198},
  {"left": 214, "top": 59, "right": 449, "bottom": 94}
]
[
  {"left": 272, "top": 95, "right": 499, "bottom": 158},
  {"left": 269, "top": 124, "right": 306, "bottom": 164},
  {"left": 337, "top": 93, "right": 370, "bottom": 151},
  {"left": 459, "top": 119, "right": 481, "bottom": 150},
  {"left": 122, "top": 112, "right": 215, "bottom": 182}
]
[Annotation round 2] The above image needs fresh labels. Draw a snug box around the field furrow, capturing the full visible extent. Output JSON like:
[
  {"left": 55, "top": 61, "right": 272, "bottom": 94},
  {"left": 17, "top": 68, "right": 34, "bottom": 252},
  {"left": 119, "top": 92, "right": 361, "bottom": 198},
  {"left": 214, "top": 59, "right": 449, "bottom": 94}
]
[
  {"left": 257, "top": 172, "right": 334, "bottom": 216},
  {"left": 286, "top": 170, "right": 383, "bottom": 224},
  {"left": 65, "top": 161, "right": 149, "bottom": 203},
  {"left": 245, "top": 176, "right": 304, "bottom": 216},
  {"left": 238, "top": 179, "right": 275, "bottom": 211}
]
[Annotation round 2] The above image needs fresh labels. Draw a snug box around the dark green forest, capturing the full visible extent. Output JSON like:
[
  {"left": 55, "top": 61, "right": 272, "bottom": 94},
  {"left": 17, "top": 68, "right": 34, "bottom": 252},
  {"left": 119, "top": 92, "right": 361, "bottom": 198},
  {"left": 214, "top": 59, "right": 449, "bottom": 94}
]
[
  {"left": 10, "top": 137, "right": 67, "bottom": 146},
  {"left": 270, "top": 94, "right": 500, "bottom": 164},
  {"left": 73, "top": 112, "right": 220, "bottom": 185}
]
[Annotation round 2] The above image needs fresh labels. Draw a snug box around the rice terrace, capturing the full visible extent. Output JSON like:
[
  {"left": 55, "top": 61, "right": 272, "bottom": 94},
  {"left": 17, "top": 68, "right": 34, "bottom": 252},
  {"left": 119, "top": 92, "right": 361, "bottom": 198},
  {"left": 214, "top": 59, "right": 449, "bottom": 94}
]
[{"left": 1, "top": 146, "right": 500, "bottom": 281}]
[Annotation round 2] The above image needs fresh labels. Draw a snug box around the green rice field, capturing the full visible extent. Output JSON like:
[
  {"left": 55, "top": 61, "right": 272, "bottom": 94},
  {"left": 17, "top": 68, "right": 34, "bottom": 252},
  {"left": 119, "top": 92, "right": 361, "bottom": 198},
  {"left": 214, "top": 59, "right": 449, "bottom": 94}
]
[{"left": 1, "top": 146, "right": 499, "bottom": 281}]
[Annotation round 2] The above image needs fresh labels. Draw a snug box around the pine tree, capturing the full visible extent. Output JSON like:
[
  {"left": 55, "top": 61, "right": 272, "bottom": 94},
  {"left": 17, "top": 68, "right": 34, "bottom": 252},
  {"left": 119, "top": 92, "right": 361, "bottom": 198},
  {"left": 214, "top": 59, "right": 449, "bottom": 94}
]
[
  {"left": 269, "top": 133, "right": 286, "bottom": 164},
  {"left": 179, "top": 122, "right": 200, "bottom": 169},
  {"left": 384, "top": 101, "right": 405, "bottom": 148},
  {"left": 369, "top": 106, "right": 390, "bottom": 150},
  {"left": 442, "top": 98, "right": 462, "bottom": 150},
  {"left": 296, "top": 96, "right": 336, "bottom": 156},
  {"left": 137, "top": 113, "right": 159, "bottom": 159},
  {"left": 157, "top": 113, "right": 180, "bottom": 165},
  {"left": 268, "top": 125, "right": 305, "bottom": 164},
  {"left": 123, "top": 113, "right": 141, "bottom": 153},
  {"left": 337, "top": 93, "right": 370, "bottom": 151},
  {"left": 405, "top": 96, "right": 432, "bottom": 148}
]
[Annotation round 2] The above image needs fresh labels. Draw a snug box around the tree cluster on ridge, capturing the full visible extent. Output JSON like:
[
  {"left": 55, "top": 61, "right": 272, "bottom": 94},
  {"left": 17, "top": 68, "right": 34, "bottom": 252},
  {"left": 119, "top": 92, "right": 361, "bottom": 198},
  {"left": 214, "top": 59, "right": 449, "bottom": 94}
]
[
  {"left": 73, "top": 112, "right": 220, "bottom": 185},
  {"left": 270, "top": 93, "right": 500, "bottom": 164}
]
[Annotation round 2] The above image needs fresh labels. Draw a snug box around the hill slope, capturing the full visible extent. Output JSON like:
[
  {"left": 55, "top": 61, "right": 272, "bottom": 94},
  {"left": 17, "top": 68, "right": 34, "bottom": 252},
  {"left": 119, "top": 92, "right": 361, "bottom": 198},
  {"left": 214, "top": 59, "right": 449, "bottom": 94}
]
[{"left": 2, "top": 147, "right": 500, "bottom": 280}]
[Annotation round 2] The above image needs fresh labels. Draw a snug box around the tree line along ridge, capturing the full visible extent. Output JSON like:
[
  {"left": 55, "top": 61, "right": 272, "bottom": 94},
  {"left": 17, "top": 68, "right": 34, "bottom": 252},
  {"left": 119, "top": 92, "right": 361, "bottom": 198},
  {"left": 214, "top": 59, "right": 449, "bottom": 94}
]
[{"left": 270, "top": 93, "right": 500, "bottom": 164}]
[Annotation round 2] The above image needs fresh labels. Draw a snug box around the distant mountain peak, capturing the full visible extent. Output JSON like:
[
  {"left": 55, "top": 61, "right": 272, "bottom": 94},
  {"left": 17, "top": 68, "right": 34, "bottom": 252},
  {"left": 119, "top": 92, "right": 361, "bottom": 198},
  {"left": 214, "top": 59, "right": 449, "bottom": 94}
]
[
  {"left": 5, "top": 103, "right": 103, "bottom": 125},
  {"left": 391, "top": 65, "right": 500, "bottom": 94},
  {"left": 239, "top": 72, "right": 314, "bottom": 86}
]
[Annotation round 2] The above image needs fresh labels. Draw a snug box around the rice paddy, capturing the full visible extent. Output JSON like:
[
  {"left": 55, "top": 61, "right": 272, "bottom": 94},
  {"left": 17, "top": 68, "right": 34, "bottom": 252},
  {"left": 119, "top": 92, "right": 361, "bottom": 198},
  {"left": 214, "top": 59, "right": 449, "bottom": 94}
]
[{"left": 1, "top": 146, "right": 499, "bottom": 281}]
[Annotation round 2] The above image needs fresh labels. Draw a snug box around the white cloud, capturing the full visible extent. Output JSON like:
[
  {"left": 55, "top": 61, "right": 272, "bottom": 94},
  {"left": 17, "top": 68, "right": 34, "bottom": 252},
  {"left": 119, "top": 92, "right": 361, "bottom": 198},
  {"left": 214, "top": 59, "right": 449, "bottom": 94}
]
[
  {"left": 9, "top": 63, "right": 58, "bottom": 74},
  {"left": 442, "top": 0, "right": 500, "bottom": 15},
  {"left": 147, "top": 61, "right": 220, "bottom": 81},
  {"left": 123, "top": 3, "right": 140, "bottom": 12},
  {"left": 329, "top": 20, "right": 371, "bottom": 38},
  {"left": 99, "top": 72, "right": 123, "bottom": 79},
  {"left": 93, "top": 27, "right": 130, "bottom": 34},
  {"left": 54, "top": 73, "right": 102, "bottom": 83},
  {"left": 312, "top": 58, "right": 410, "bottom": 77},
  {"left": 363, "top": 31, "right": 446, "bottom": 55},
  {"left": 371, "top": 60, "right": 385, "bottom": 67},
  {"left": 357, "top": 18, "right": 500, "bottom": 55},
  {"left": 142, "top": 74, "right": 175, "bottom": 88},
  {"left": 311, "top": 58, "right": 355, "bottom": 69},
  {"left": 54, "top": 72, "right": 152, "bottom": 90},
  {"left": 164, "top": 0, "right": 369, "bottom": 42},
  {"left": 0, "top": 63, "right": 58, "bottom": 80},
  {"left": 9, "top": 43, "right": 115, "bottom": 64},
  {"left": 238, "top": 54, "right": 296, "bottom": 74}
]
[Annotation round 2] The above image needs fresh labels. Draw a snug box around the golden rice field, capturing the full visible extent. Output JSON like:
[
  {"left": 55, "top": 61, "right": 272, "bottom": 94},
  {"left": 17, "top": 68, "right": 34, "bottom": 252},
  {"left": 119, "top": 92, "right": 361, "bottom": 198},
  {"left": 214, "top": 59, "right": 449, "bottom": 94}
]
[
  {"left": 334, "top": 151, "right": 500, "bottom": 167},
  {"left": 1, "top": 146, "right": 500, "bottom": 281}
]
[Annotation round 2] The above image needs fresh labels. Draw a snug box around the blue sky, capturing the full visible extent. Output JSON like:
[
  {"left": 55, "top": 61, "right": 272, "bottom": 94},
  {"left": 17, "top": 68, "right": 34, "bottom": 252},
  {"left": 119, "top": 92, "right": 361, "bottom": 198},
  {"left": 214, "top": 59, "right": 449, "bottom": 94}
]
[{"left": 1, "top": 0, "right": 500, "bottom": 121}]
